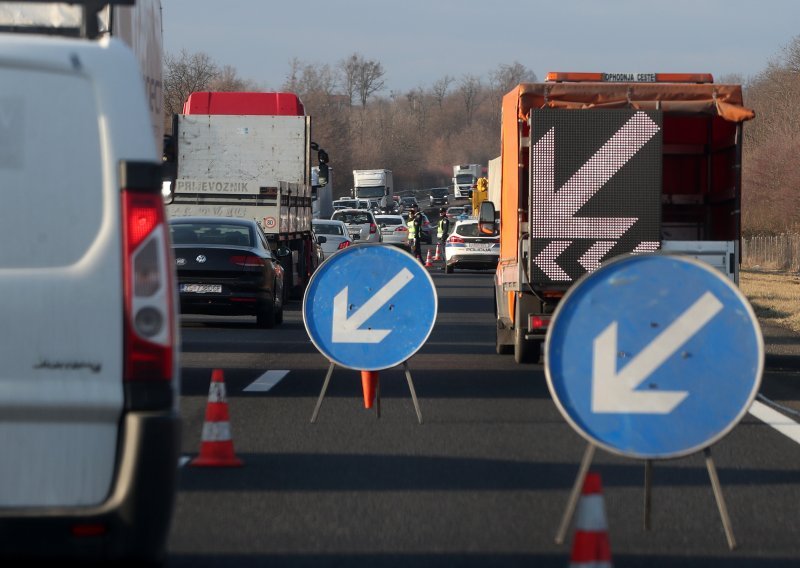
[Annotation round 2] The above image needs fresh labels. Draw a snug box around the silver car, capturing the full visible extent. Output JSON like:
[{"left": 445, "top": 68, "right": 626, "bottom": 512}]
[
  {"left": 312, "top": 219, "right": 353, "bottom": 256},
  {"left": 375, "top": 214, "right": 410, "bottom": 250},
  {"left": 331, "top": 208, "right": 382, "bottom": 243}
]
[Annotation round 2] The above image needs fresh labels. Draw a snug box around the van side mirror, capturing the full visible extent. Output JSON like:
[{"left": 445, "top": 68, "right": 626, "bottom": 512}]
[
  {"left": 317, "top": 162, "right": 329, "bottom": 187},
  {"left": 478, "top": 201, "right": 496, "bottom": 235}
]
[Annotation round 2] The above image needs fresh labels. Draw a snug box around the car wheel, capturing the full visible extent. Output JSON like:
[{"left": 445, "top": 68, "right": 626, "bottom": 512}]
[
  {"left": 444, "top": 263, "right": 453, "bottom": 274},
  {"left": 256, "top": 296, "right": 276, "bottom": 329}
]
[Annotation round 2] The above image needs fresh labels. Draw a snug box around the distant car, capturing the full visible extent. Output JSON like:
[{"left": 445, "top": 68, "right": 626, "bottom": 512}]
[
  {"left": 430, "top": 187, "right": 449, "bottom": 206},
  {"left": 401, "top": 196, "right": 420, "bottom": 211},
  {"left": 444, "top": 219, "right": 500, "bottom": 273},
  {"left": 375, "top": 214, "right": 411, "bottom": 250},
  {"left": 391, "top": 195, "right": 404, "bottom": 214},
  {"left": 333, "top": 198, "right": 370, "bottom": 211},
  {"left": 331, "top": 208, "right": 381, "bottom": 243},
  {"left": 312, "top": 219, "right": 353, "bottom": 257},
  {"left": 170, "top": 217, "right": 285, "bottom": 327}
]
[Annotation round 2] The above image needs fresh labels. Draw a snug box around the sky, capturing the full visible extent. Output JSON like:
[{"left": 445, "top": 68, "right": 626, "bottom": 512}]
[{"left": 163, "top": 0, "right": 799, "bottom": 93}]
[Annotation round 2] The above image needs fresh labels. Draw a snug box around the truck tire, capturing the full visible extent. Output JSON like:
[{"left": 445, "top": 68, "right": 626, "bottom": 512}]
[
  {"left": 513, "top": 323, "right": 542, "bottom": 364},
  {"left": 256, "top": 296, "right": 276, "bottom": 329}
]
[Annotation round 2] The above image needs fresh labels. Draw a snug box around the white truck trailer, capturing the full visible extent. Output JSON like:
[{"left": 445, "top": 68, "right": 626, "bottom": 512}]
[{"left": 353, "top": 169, "right": 393, "bottom": 210}]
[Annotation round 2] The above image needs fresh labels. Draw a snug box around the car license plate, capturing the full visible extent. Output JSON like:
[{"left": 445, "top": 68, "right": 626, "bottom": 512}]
[
  {"left": 181, "top": 283, "right": 222, "bottom": 294},
  {"left": 466, "top": 244, "right": 491, "bottom": 251}
]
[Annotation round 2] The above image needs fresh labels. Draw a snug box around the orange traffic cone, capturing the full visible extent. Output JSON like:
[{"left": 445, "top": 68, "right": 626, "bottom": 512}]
[
  {"left": 569, "top": 472, "right": 612, "bottom": 567},
  {"left": 190, "top": 369, "right": 243, "bottom": 467},
  {"left": 361, "top": 370, "right": 379, "bottom": 408},
  {"left": 433, "top": 242, "right": 443, "bottom": 261},
  {"left": 424, "top": 249, "right": 433, "bottom": 267}
]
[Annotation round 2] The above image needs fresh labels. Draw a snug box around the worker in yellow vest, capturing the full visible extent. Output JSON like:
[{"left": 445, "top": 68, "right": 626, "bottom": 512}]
[{"left": 472, "top": 176, "right": 489, "bottom": 217}]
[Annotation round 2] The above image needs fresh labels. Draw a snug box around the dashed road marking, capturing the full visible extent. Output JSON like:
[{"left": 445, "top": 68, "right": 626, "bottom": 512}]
[
  {"left": 243, "top": 370, "right": 290, "bottom": 392},
  {"left": 749, "top": 400, "right": 800, "bottom": 445}
]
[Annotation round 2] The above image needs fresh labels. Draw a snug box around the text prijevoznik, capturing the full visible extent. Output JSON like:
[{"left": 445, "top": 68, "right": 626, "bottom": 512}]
[
  {"left": 602, "top": 73, "right": 657, "bottom": 83},
  {"left": 174, "top": 180, "right": 251, "bottom": 193}
]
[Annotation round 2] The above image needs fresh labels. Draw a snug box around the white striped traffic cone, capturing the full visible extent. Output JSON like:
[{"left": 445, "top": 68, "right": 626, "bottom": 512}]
[
  {"left": 569, "top": 472, "right": 612, "bottom": 567},
  {"left": 190, "top": 369, "right": 243, "bottom": 467},
  {"left": 433, "top": 242, "right": 443, "bottom": 261}
]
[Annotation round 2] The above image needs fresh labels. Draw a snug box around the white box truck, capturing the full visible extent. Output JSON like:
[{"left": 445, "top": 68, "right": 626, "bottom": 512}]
[
  {"left": 453, "top": 163, "right": 482, "bottom": 199},
  {"left": 353, "top": 169, "right": 393, "bottom": 210}
]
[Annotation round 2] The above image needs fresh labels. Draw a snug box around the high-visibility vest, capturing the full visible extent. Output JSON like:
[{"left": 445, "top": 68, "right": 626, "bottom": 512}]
[
  {"left": 407, "top": 219, "right": 416, "bottom": 239},
  {"left": 437, "top": 217, "right": 449, "bottom": 238}
]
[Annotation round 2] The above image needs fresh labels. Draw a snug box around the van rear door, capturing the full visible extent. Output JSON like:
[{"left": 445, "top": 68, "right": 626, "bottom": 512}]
[{"left": 0, "top": 36, "right": 128, "bottom": 507}]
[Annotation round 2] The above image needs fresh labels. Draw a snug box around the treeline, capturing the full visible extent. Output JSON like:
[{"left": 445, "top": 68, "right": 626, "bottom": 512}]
[{"left": 164, "top": 40, "right": 800, "bottom": 234}]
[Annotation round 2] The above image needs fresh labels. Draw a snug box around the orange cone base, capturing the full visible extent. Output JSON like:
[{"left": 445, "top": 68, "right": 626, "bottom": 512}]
[
  {"left": 424, "top": 251, "right": 433, "bottom": 267},
  {"left": 433, "top": 244, "right": 442, "bottom": 260},
  {"left": 361, "top": 371, "right": 379, "bottom": 409},
  {"left": 190, "top": 441, "right": 243, "bottom": 467}
]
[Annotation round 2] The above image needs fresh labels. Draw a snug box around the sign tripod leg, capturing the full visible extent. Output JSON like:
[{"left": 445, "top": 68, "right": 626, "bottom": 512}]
[
  {"left": 644, "top": 459, "right": 653, "bottom": 530},
  {"left": 704, "top": 447, "right": 737, "bottom": 550},
  {"left": 310, "top": 362, "right": 336, "bottom": 424},
  {"left": 555, "top": 443, "right": 596, "bottom": 544},
  {"left": 403, "top": 361, "right": 423, "bottom": 424}
]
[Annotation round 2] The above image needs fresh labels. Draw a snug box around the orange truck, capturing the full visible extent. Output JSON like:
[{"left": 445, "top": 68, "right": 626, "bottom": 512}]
[{"left": 479, "top": 72, "right": 755, "bottom": 363}]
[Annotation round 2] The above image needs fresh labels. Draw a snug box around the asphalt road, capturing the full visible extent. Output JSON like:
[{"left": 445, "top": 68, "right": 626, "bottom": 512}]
[{"left": 167, "top": 254, "right": 800, "bottom": 567}]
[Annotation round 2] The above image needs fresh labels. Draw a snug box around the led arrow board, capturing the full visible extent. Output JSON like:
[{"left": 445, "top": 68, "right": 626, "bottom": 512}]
[
  {"left": 529, "top": 110, "right": 662, "bottom": 284},
  {"left": 545, "top": 254, "right": 763, "bottom": 459},
  {"left": 303, "top": 244, "right": 437, "bottom": 371}
]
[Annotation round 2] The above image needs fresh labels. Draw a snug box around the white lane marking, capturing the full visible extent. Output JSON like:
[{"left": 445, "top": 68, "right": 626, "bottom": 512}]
[
  {"left": 749, "top": 400, "right": 800, "bottom": 445},
  {"left": 243, "top": 370, "right": 290, "bottom": 392},
  {"left": 179, "top": 456, "right": 191, "bottom": 468}
]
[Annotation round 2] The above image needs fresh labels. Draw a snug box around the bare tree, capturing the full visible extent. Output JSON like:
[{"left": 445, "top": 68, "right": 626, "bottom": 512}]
[
  {"left": 211, "top": 64, "right": 259, "bottom": 92},
  {"left": 489, "top": 62, "right": 537, "bottom": 96},
  {"left": 431, "top": 75, "right": 454, "bottom": 108},
  {"left": 339, "top": 53, "right": 386, "bottom": 107},
  {"left": 459, "top": 74, "right": 482, "bottom": 125},
  {"left": 163, "top": 50, "right": 219, "bottom": 117}
]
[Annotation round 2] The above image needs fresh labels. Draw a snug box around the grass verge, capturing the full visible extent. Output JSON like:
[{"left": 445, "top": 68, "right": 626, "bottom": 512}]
[{"left": 740, "top": 269, "right": 800, "bottom": 333}]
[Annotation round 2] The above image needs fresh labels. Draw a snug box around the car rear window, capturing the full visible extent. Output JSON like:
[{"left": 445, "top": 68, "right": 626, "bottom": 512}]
[
  {"left": 314, "top": 223, "right": 344, "bottom": 236},
  {"left": 455, "top": 223, "right": 498, "bottom": 238},
  {"left": 333, "top": 212, "right": 372, "bottom": 224},
  {"left": 0, "top": 68, "right": 102, "bottom": 267},
  {"left": 171, "top": 223, "right": 252, "bottom": 246},
  {"left": 377, "top": 217, "right": 403, "bottom": 226}
]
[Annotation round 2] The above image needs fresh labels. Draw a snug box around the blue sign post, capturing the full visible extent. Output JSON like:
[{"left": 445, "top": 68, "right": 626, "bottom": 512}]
[
  {"left": 546, "top": 253, "right": 763, "bottom": 548},
  {"left": 303, "top": 244, "right": 437, "bottom": 422}
]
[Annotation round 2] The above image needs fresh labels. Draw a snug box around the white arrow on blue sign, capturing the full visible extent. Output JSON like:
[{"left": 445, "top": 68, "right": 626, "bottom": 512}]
[
  {"left": 303, "top": 244, "right": 437, "bottom": 371},
  {"left": 545, "top": 254, "right": 763, "bottom": 459}
]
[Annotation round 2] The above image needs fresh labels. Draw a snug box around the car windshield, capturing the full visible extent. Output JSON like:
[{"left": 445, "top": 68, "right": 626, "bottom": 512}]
[
  {"left": 431, "top": 188, "right": 447, "bottom": 197},
  {"left": 334, "top": 211, "right": 372, "bottom": 224},
  {"left": 171, "top": 223, "right": 252, "bottom": 246},
  {"left": 456, "top": 174, "right": 476, "bottom": 184},
  {"left": 313, "top": 223, "right": 344, "bottom": 236}
]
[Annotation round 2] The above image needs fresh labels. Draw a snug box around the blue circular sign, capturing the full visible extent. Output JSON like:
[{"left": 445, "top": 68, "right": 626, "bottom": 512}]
[
  {"left": 545, "top": 254, "right": 763, "bottom": 459},
  {"left": 303, "top": 244, "right": 437, "bottom": 371}
]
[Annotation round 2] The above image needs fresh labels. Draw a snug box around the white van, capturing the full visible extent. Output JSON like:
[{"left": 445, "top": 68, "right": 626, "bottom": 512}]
[{"left": 0, "top": 1, "right": 180, "bottom": 564}]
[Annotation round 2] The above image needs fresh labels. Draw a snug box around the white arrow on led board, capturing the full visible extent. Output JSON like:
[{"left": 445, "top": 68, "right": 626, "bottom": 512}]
[
  {"left": 331, "top": 267, "right": 414, "bottom": 343},
  {"left": 591, "top": 291, "right": 723, "bottom": 414},
  {"left": 531, "top": 111, "right": 660, "bottom": 240}
]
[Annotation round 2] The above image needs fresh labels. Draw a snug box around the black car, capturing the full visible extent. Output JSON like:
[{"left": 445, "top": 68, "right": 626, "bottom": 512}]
[
  {"left": 170, "top": 217, "right": 285, "bottom": 328},
  {"left": 430, "top": 187, "right": 449, "bottom": 206}
]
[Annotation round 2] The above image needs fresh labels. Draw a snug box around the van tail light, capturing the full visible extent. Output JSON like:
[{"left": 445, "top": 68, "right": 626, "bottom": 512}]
[
  {"left": 338, "top": 241, "right": 351, "bottom": 250},
  {"left": 369, "top": 223, "right": 377, "bottom": 234},
  {"left": 448, "top": 234, "right": 465, "bottom": 244},
  {"left": 121, "top": 162, "right": 175, "bottom": 386}
]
